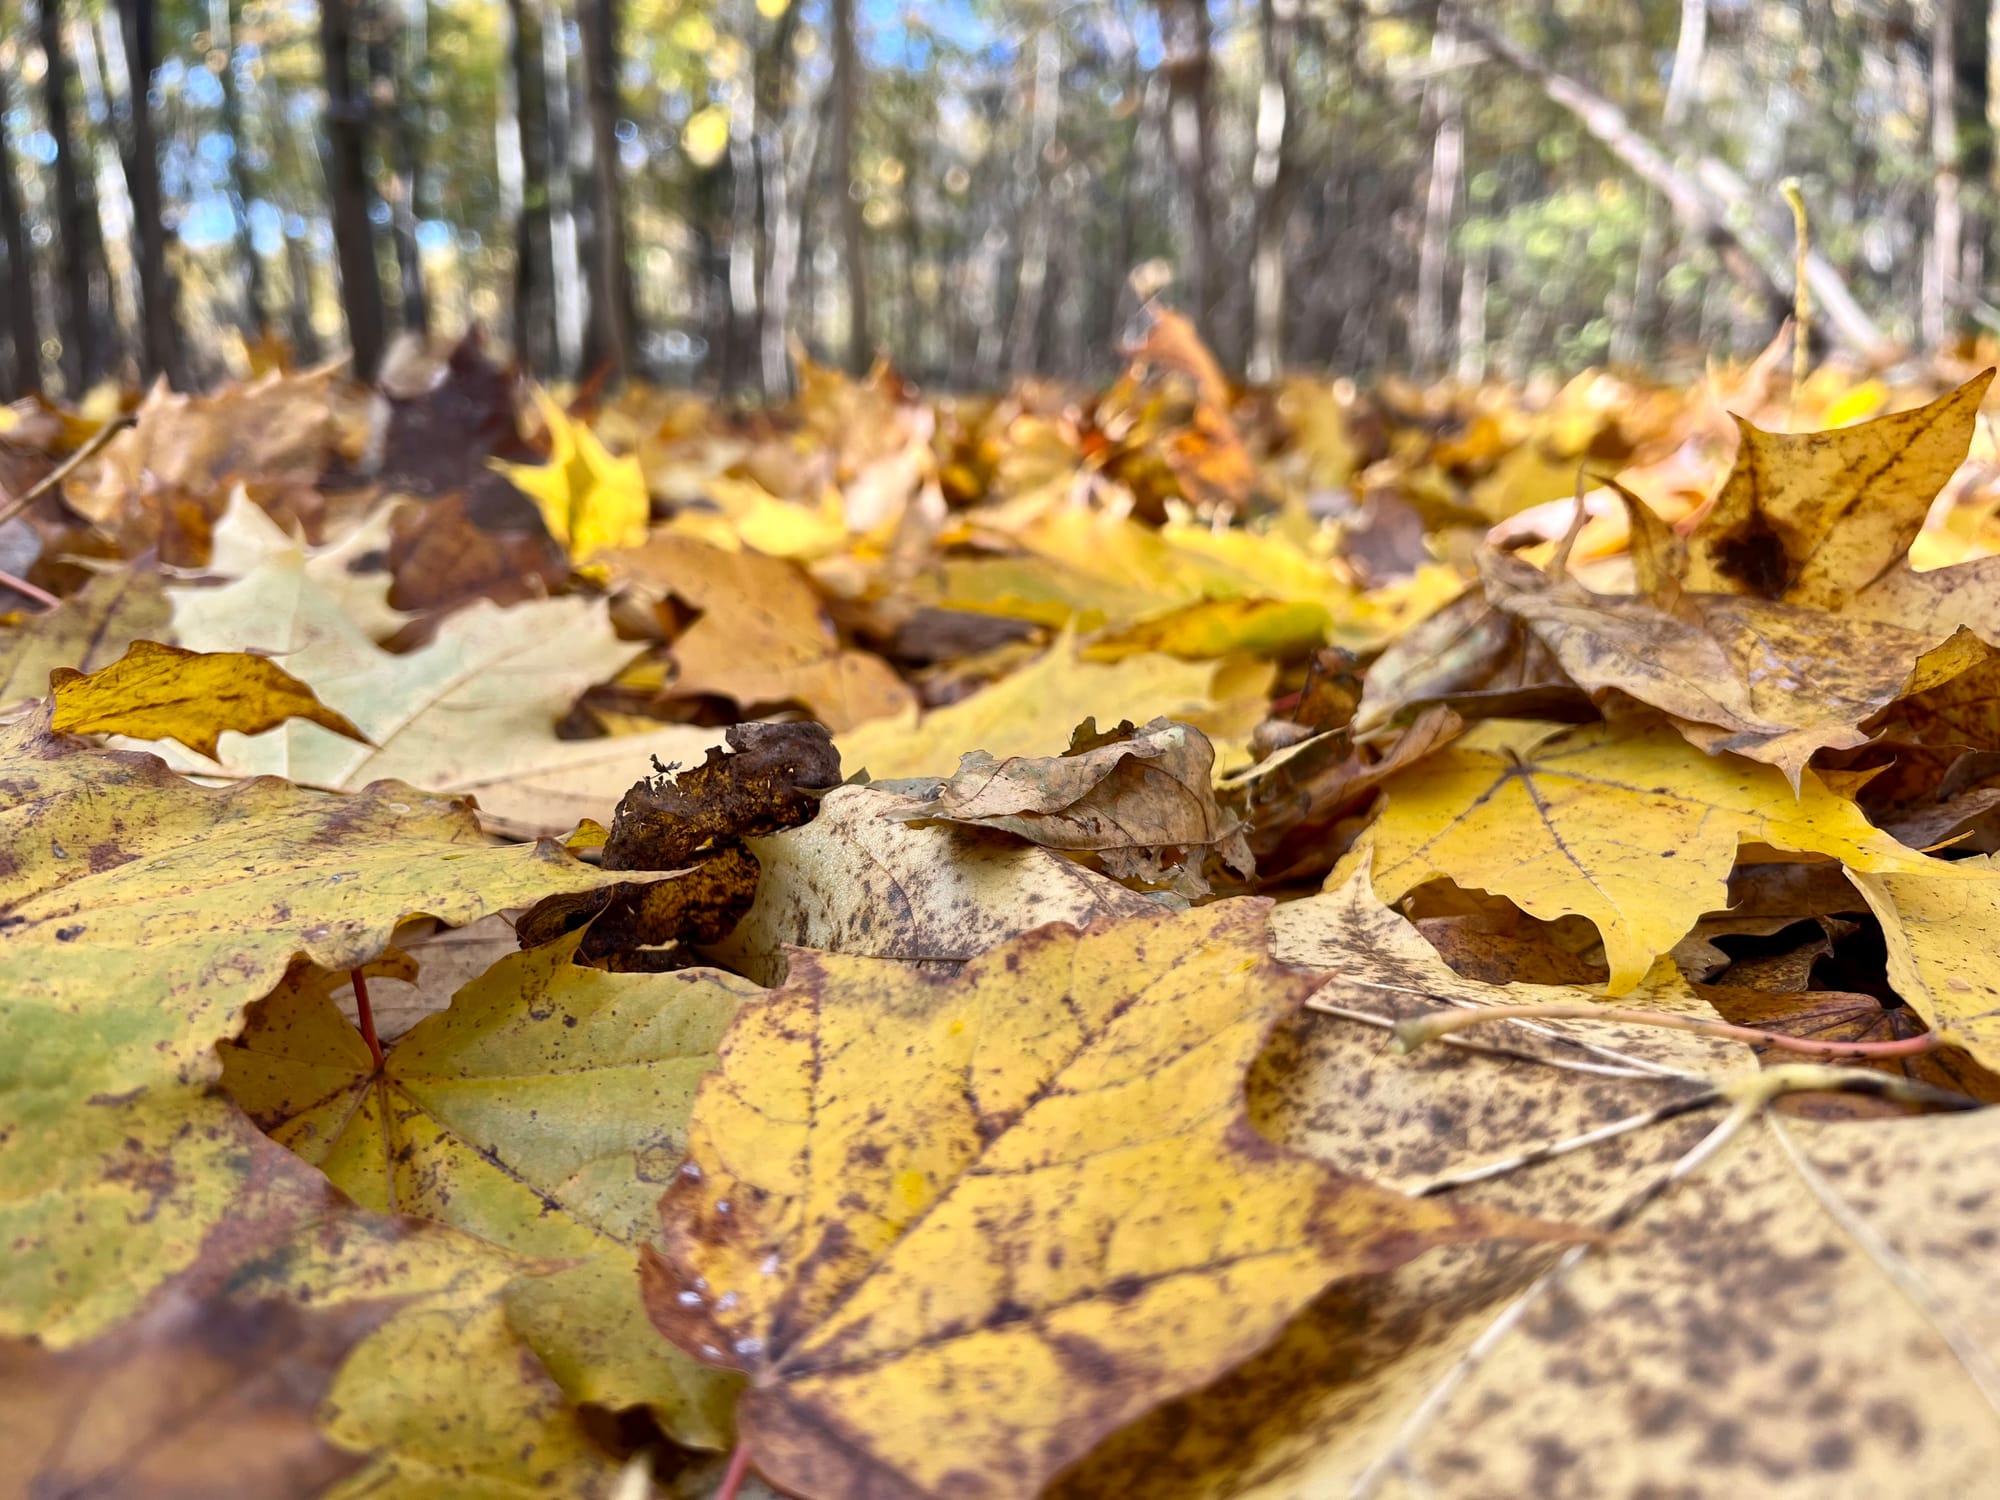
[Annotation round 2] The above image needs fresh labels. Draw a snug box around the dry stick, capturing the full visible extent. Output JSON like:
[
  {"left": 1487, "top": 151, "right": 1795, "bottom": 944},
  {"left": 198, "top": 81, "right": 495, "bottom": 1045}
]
[
  {"left": 0, "top": 412, "right": 135, "bottom": 533},
  {"left": 1354, "top": 1065, "right": 1980, "bottom": 1497},
  {"left": 1782, "top": 176, "right": 1812, "bottom": 415},
  {"left": 0, "top": 568, "right": 62, "bottom": 610},
  {"left": 1392, "top": 1001, "right": 1953, "bottom": 1062},
  {"left": 350, "top": 969, "right": 385, "bottom": 1069}
]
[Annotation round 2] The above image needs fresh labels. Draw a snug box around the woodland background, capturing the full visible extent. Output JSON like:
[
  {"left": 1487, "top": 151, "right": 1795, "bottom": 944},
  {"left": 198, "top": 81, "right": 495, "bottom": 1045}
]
[{"left": 3, "top": 0, "right": 1998, "bottom": 398}]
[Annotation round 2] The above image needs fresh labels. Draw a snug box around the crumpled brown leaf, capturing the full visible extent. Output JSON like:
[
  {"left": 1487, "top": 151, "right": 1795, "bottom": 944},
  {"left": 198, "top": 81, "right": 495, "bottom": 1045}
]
[{"left": 888, "top": 716, "right": 1252, "bottom": 896}]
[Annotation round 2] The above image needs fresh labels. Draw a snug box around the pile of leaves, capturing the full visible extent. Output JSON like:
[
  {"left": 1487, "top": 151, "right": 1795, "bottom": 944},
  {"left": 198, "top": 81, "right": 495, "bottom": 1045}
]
[{"left": 8, "top": 316, "right": 2000, "bottom": 1497}]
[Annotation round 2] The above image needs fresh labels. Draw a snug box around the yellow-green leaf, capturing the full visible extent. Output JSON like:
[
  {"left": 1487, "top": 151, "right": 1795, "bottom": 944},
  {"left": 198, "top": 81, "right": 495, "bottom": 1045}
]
[{"left": 492, "top": 387, "right": 651, "bottom": 561}]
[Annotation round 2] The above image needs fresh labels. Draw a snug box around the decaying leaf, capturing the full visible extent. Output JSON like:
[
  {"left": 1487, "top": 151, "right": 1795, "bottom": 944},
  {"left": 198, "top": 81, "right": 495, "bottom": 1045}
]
[
  {"left": 1361, "top": 717, "right": 1958, "bottom": 992},
  {"left": 703, "top": 783, "right": 1160, "bottom": 984},
  {"left": 0, "top": 708, "right": 619, "bottom": 1342},
  {"left": 219, "top": 932, "right": 754, "bottom": 1444},
  {"left": 889, "top": 716, "right": 1252, "bottom": 896},
  {"left": 644, "top": 901, "right": 1541, "bottom": 1500},
  {"left": 50, "top": 639, "right": 369, "bottom": 758}
]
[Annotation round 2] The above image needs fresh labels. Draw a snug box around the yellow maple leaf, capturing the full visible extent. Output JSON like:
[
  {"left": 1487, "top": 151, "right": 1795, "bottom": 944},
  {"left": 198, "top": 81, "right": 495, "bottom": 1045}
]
[
  {"left": 1851, "top": 860, "right": 2000, "bottom": 1071},
  {"left": 1360, "top": 717, "right": 1963, "bottom": 993},
  {"left": 491, "top": 387, "right": 651, "bottom": 561},
  {"left": 642, "top": 901, "right": 1544, "bottom": 1499},
  {"left": 49, "top": 639, "right": 369, "bottom": 760}
]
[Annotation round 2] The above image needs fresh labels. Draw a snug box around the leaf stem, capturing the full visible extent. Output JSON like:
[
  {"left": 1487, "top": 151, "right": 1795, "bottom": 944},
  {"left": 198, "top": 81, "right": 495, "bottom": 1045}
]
[
  {"left": 1393, "top": 1002, "right": 1954, "bottom": 1061},
  {"left": 715, "top": 1442, "right": 753, "bottom": 1500},
  {"left": 351, "top": 969, "right": 385, "bottom": 1069}
]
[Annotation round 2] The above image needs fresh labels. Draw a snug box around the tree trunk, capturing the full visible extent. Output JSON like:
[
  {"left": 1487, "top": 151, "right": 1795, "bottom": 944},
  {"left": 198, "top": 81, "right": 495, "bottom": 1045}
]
[
  {"left": 1462, "top": 15, "right": 1895, "bottom": 363},
  {"left": 1957, "top": 0, "right": 1991, "bottom": 308},
  {"left": 320, "top": 0, "right": 387, "bottom": 378},
  {"left": 830, "top": 0, "right": 869, "bottom": 372},
  {"left": 1160, "top": 0, "right": 1217, "bottom": 348},
  {"left": 1247, "top": 0, "right": 1296, "bottom": 382},
  {"left": 0, "top": 61, "right": 41, "bottom": 397},
  {"left": 118, "top": 0, "right": 183, "bottom": 386},
  {"left": 1929, "top": 0, "right": 1962, "bottom": 349},
  {"left": 506, "top": 0, "right": 555, "bottom": 372},
  {"left": 575, "top": 0, "right": 634, "bottom": 382},
  {"left": 377, "top": 0, "right": 429, "bottom": 337},
  {"left": 1411, "top": 2, "right": 1461, "bottom": 376},
  {"left": 1007, "top": 26, "right": 1061, "bottom": 376},
  {"left": 217, "top": 0, "right": 265, "bottom": 338},
  {"left": 1621, "top": 0, "right": 1705, "bottom": 365},
  {"left": 42, "top": 0, "right": 105, "bottom": 388},
  {"left": 725, "top": 50, "right": 761, "bottom": 393},
  {"left": 753, "top": 0, "right": 804, "bottom": 394}
]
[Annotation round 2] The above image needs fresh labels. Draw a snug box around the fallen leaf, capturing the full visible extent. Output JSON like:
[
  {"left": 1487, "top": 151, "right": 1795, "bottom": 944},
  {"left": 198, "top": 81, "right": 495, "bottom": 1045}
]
[
  {"left": 1684, "top": 372, "right": 1992, "bottom": 607},
  {"left": 1361, "top": 717, "right": 1957, "bottom": 992},
  {"left": 0, "top": 709, "right": 619, "bottom": 1342},
  {"left": 606, "top": 533, "right": 913, "bottom": 731},
  {"left": 492, "top": 387, "right": 651, "bottom": 561},
  {"left": 643, "top": 901, "right": 1535, "bottom": 1500},
  {"left": 0, "top": 564, "right": 169, "bottom": 712},
  {"left": 1850, "top": 859, "right": 2000, "bottom": 1071},
  {"left": 219, "top": 931, "right": 755, "bottom": 1444},
  {"left": 50, "top": 639, "right": 369, "bottom": 759},
  {"left": 889, "top": 716, "right": 1252, "bottom": 896},
  {"left": 702, "top": 783, "right": 1160, "bottom": 984}
]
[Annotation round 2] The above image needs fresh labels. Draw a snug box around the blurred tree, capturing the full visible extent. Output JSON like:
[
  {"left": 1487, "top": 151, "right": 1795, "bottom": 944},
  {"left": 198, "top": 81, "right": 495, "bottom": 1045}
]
[
  {"left": 0, "top": 45, "right": 41, "bottom": 396},
  {"left": 830, "top": 0, "right": 866, "bottom": 371},
  {"left": 575, "top": 0, "right": 632, "bottom": 381},
  {"left": 117, "top": 0, "right": 185, "bottom": 384},
  {"left": 321, "top": 0, "right": 387, "bottom": 376}
]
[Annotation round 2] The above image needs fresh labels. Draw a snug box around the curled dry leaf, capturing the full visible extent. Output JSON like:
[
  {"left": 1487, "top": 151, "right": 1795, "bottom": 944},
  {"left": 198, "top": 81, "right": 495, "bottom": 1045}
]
[
  {"left": 643, "top": 901, "right": 1548, "bottom": 1500},
  {"left": 1360, "top": 717, "right": 1959, "bottom": 993},
  {"left": 49, "top": 639, "right": 369, "bottom": 759},
  {"left": 888, "top": 716, "right": 1252, "bottom": 896},
  {"left": 702, "top": 783, "right": 1160, "bottom": 984},
  {"left": 0, "top": 708, "right": 619, "bottom": 1343},
  {"left": 219, "top": 932, "right": 757, "bottom": 1445}
]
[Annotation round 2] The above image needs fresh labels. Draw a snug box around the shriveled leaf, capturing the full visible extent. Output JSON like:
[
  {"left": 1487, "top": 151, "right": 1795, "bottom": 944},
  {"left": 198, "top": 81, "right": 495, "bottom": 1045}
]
[
  {"left": 0, "top": 711, "right": 619, "bottom": 1342},
  {"left": 1362, "top": 717, "right": 1956, "bottom": 992},
  {"left": 644, "top": 902, "right": 1538, "bottom": 1500},
  {"left": 703, "top": 783, "right": 1160, "bottom": 984},
  {"left": 491, "top": 387, "right": 650, "bottom": 561},
  {"left": 838, "top": 632, "right": 1271, "bottom": 781},
  {"left": 1684, "top": 372, "right": 1992, "bottom": 608},
  {"left": 889, "top": 716, "right": 1252, "bottom": 895},
  {"left": 50, "top": 639, "right": 369, "bottom": 758},
  {"left": 219, "top": 932, "right": 756, "bottom": 1444}
]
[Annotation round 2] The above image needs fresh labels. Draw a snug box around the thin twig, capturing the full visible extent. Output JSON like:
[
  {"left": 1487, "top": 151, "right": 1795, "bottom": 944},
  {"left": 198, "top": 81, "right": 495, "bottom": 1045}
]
[
  {"left": 0, "top": 412, "right": 134, "bottom": 533},
  {"left": 1307, "top": 999, "right": 1685, "bottom": 1082},
  {"left": 0, "top": 568, "right": 62, "bottom": 610},
  {"left": 1393, "top": 1001, "right": 1953, "bottom": 1061}
]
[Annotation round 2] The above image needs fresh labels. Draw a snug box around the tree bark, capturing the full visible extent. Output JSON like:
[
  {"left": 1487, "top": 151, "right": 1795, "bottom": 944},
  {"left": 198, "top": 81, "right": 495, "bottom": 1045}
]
[
  {"left": 1621, "top": 0, "right": 1705, "bottom": 364},
  {"left": 0, "top": 61, "right": 41, "bottom": 397},
  {"left": 1411, "top": 1, "right": 1460, "bottom": 375},
  {"left": 1462, "top": 15, "right": 1895, "bottom": 363},
  {"left": 118, "top": 0, "right": 184, "bottom": 385},
  {"left": 217, "top": 0, "right": 265, "bottom": 338},
  {"left": 575, "top": 0, "right": 634, "bottom": 382},
  {"left": 506, "top": 0, "right": 555, "bottom": 372},
  {"left": 320, "top": 0, "right": 387, "bottom": 378},
  {"left": 1247, "top": 0, "right": 1295, "bottom": 382},
  {"left": 830, "top": 0, "right": 869, "bottom": 372},
  {"left": 1160, "top": 0, "right": 1217, "bottom": 349},
  {"left": 725, "top": 37, "right": 761, "bottom": 393},
  {"left": 42, "top": 0, "right": 106, "bottom": 388},
  {"left": 378, "top": 0, "right": 429, "bottom": 337},
  {"left": 1928, "top": 0, "right": 1962, "bottom": 349},
  {"left": 1007, "top": 25, "right": 1061, "bottom": 376},
  {"left": 1957, "top": 0, "right": 1991, "bottom": 309}
]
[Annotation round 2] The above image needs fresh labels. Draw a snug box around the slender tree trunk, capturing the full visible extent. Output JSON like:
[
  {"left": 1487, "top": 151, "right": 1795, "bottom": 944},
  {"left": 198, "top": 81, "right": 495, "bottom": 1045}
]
[
  {"left": 544, "top": 4, "right": 582, "bottom": 374},
  {"left": 1007, "top": 26, "right": 1061, "bottom": 376},
  {"left": 754, "top": 0, "right": 804, "bottom": 394},
  {"left": 725, "top": 46, "right": 760, "bottom": 393},
  {"left": 1160, "top": 0, "right": 1217, "bottom": 347},
  {"left": 760, "top": 88, "right": 819, "bottom": 396},
  {"left": 1100, "top": 4, "right": 1145, "bottom": 359},
  {"left": 575, "top": 0, "right": 634, "bottom": 382},
  {"left": 285, "top": 230, "right": 318, "bottom": 359},
  {"left": 1247, "top": 0, "right": 1296, "bottom": 382},
  {"left": 117, "top": 0, "right": 183, "bottom": 385},
  {"left": 830, "top": 0, "right": 869, "bottom": 371},
  {"left": 1622, "top": 0, "right": 1704, "bottom": 364},
  {"left": 1463, "top": 14, "right": 1894, "bottom": 362},
  {"left": 1456, "top": 232, "right": 1489, "bottom": 382},
  {"left": 381, "top": 0, "right": 429, "bottom": 337},
  {"left": 42, "top": 0, "right": 103, "bottom": 388},
  {"left": 1929, "top": 0, "right": 1965, "bottom": 348},
  {"left": 1411, "top": 2, "right": 1461, "bottom": 375},
  {"left": 0, "top": 62, "right": 41, "bottom": 397},
  {"left": 216, "top": 0, "right": 265, "bottom": 338},
  {"left": 1957, "top": 0, "right": 1991, "bottom": 306},
  {"left": 321, "top": 0, "right": 387, "bottom": 377},
  {"left": 506, "top": 0, "right": 555, "bottom": 372}
]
